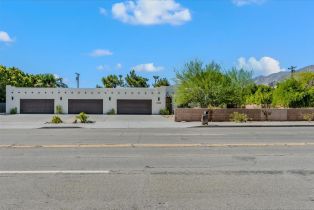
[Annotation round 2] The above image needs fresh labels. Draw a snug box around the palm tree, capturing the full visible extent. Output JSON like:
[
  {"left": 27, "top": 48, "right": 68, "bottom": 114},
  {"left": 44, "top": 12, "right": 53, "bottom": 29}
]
[{"left": 153, "top": 76, "right": 159, "bottom": 87}]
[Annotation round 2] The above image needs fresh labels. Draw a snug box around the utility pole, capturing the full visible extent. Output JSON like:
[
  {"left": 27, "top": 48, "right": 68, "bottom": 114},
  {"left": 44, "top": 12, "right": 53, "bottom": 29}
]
[
  {"left": 288, "top": 66, "right": 297, "bottom": 78},
  {"left": 75, "top": 73, "right": 80, "bottom": 88}
]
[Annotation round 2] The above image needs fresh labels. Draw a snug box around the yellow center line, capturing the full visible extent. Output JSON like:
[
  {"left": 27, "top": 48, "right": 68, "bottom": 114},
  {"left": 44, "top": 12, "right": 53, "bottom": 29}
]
[{"left": 0, "top": 143, "right": 314, "bottom": 149}]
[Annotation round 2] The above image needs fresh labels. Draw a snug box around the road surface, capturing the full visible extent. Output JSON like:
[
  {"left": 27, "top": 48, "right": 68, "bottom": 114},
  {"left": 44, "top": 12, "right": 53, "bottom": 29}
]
[{"left": 1, "top": 127, "right": 314, "bottom": 209}]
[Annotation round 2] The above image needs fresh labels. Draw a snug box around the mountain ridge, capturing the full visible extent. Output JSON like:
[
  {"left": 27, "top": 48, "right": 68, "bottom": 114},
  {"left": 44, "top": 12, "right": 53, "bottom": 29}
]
[{"left": 253, "top": 65, "right": 314, "bottom": 85}]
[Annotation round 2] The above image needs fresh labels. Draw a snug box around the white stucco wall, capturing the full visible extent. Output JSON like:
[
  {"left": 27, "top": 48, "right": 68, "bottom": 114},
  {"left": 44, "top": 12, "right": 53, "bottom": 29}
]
[{"left": 6, "top": 85, "right": 174, "bottom": 114}]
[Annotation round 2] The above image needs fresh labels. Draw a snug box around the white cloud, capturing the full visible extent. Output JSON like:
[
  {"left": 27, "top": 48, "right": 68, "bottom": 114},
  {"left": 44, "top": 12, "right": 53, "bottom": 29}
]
[
  {"left": 232, "top": 0, "right": 265, "bottom": 6},
  {"left": 0, "top": 31, "right": 13, "bottom": 43},
  {"left": 236, "top": 56, "right": 285, "bottom": 75},
  {"left": 99, "top": 7, "right": 107, "bottom": 16},
  {"left": 96, "top": 65, "right": 110, "bottom": 71},
  {"left": 116, "top": 63, "right": 122, "bottom": 69},
  {"left": 89, "top": 49, "right": 113, "bottom": 57},
  {"left": 112, "top": 0, "right": 191, "bottom": 25},
  {"left": 133, "top": 63, "right": 163, "bottom": 72}
]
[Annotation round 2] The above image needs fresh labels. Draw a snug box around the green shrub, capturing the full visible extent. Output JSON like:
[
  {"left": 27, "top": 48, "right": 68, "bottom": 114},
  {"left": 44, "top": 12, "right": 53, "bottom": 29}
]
[
  {"left": 56, "top": 105, "right": 63, "bottom": 114},
  {"left": 303, "top": 113, "right": 314, "bottom": 122},
  {"left": 51, "top": 115, "right": 62, "bottom": 124},
  {"left": 159, "top": 108, "right": 171, "bottom": 115},
  {"left": 10, "top": 107, "right": 17, "bottom": 114},
  {"left": 76, "top": 112, "right": 89, "bottom": 123},
  {"left": 230, "top": 112, "right": 248, "bottom": 123},
  {"left": 107, "top": 108, "right": 116, "bottom": 115}
]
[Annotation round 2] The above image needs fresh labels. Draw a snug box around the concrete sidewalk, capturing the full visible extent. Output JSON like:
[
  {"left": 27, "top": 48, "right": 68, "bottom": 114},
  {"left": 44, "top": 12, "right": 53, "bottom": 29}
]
[
  {"left": 195, "top": 121, "right": 314, "bottom": 128},
  {"left": 0, "top": 114, "right": 199, "bottom": 129},
  {"left": 0, "top": 114, "right": 313, "bottom": 129}
]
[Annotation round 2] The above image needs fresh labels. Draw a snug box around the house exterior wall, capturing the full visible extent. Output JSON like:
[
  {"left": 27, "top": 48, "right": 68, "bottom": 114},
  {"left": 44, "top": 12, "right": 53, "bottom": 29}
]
[{"left": 6, "top": 85, "right": 174, "bottom": 114}]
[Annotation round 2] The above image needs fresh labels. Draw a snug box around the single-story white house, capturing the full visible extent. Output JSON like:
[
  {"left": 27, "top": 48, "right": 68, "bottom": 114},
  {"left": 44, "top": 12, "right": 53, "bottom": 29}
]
[{"left": 6, "top": 85, "right": 175, "bottom": 114}]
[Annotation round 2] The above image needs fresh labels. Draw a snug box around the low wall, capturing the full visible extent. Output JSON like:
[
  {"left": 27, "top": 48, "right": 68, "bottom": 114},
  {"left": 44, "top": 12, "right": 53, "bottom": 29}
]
[
  {"left": 175, "top": 108, "right": 314, "bottom": 122},
  {"left": 287, "top": 109, "right": 314, "bottom": 121}
]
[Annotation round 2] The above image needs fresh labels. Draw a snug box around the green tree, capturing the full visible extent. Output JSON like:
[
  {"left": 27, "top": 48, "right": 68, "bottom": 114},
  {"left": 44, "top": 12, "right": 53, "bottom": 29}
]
[
  {"left": 125, "top": 70, "right": 149, "bottom": 87},
  {"left": 153, "top": 77, "right": 170, "bottom": 87},
  {"left": 101, "top": 74, "right": 124, "bottom": 88},
  {"left": 297, "top": 72, "right": 314, "bottom": 106},
  {"left": 175, "top": 60, "right": 233, "bottom": 108},
  {"left": 246, "top": 85, "right": 273, "bottom": 106},
  {"left": 33, "top": 74, "right": 57, "bottom": 87},
  {"left": 0, "top": 65, "right": 67, "bottom": 102},
  {"left": 56, "top": 77, "right": 68, "bottom": 88},
  {"left": 272, "top": 78, "right": 310, "bottom": 108},
  {"left": 272, "top": 72, "right": 314, "bottom": 107},
  {"left": 226, "top": 68, "right": 253, "bottom": 107}
]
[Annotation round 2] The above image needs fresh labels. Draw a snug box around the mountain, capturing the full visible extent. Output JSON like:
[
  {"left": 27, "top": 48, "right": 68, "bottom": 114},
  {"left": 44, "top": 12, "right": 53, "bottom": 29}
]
[{"left": 254, "top": 65, "right": 314, "bottom": 86}]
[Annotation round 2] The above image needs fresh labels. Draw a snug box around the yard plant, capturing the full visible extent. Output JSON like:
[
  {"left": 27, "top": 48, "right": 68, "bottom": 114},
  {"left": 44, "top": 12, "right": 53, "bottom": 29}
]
[
  {"left": 10, "top": 107, "right": 17, "bottom": 114},
  {"left": 230, "top": 112, "right": 248, "bottom": 123},
  {"left": 76, "top": 112, "right": 89, "bottom": 123},
  {"left": 107, "top": 108, "right": 116, "bottom": 115},
  {"left": 56, "top": 105, "right": 63, "bottom": 114},
  {"left": 159, "top": 108, "right": 171, "bottom": 115},
  {"left": 51, "top": 115, "right": 62, "bottom": 124},
  {"left": 303, "top": 113, "right": 314, "bottom": 122}
]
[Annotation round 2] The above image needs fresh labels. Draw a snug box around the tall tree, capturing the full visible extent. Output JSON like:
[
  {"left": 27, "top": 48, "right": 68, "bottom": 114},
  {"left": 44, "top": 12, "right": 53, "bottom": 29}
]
[
  {"left": 226, "top": 68, "right": 253, "bottom": 107},
  {"left": 0, "top": 65, "right": 68, "bottom": 102},
  {"left": 56, "top": 77, "right": 68, "bottom": 88},
  {"left": 272, "top": 72, "right": 314, "bottom": 108},
  {"left": 33, "top": 74, "right": 57, "bottom": 87},
  {"left": 175, "top": 60, "right": 231, "bottom": 108},
  {"left": 174, "top": 60, "right": 253, "bottom": 108},
  {"left": 272, "top": 78, "right": 310, "bottom": 108},
  {"left": 153, "top": 76, "right": 159, "bottom": 86},
  {"left": 246, "top": 85, "right": 273, "bottom": 106},
  {"left": 101, "top": 74, "right": 124, "bottom": 88},
  {"left": 153, "top": 77, "right": 170, "bottom": 87},
  {"left": 125, "top": 70, "right": 149, "bottom": 87}
]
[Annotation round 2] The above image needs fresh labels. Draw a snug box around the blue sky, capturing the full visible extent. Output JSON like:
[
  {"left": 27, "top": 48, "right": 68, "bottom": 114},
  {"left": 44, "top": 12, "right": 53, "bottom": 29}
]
[{"left": 1, "top": 0, "right": 314, "bottom": 87}]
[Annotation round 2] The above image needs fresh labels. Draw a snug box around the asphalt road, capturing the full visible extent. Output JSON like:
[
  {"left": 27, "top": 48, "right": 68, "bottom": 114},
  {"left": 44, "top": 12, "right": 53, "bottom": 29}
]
[{"left": 1, "top": 127, "right": 314, "bottom": 209}]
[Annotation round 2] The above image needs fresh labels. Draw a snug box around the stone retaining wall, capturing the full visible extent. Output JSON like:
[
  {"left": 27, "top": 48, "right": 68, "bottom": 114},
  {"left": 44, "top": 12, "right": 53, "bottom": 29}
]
[{"left": 175, "top": 108, "right": 314, "bottom": 122}]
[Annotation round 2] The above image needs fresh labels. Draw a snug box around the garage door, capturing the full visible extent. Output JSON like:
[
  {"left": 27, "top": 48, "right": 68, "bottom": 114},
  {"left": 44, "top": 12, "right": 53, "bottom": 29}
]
[
  {"left": 20, "top": 99, "right": 54, "bottom": 114},
  {"left": 117, "top": 99, "right": 152, "bottom": 115},
  {"left": 68, "top": 99, "right": 103, "bottom": 114}
]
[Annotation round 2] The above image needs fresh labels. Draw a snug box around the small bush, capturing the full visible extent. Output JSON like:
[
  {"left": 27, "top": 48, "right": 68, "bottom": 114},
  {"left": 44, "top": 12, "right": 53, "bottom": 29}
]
[
  {"left": 51, "top": 115, "right": 62, "bottom": 124},
  {"left": 10, "top": 107, "right": 17, "bottom": 114},
  {"left": 159, "top": 108, "right": 171, "bottom": 115},
  {"left": 76, "top": 112, "right": 89, "bottom": 123},
  {"left": 303, "top": 113, "right": 314, "bottom": 122},
  {"left": 56, "top": 105, "right": 63, "bottom": 114},
  {"left": 230, "top": 112, "right": 248, "bottom": 123},
  {"left": 107, "top": 108, "right": 116, "bottom": 115}
]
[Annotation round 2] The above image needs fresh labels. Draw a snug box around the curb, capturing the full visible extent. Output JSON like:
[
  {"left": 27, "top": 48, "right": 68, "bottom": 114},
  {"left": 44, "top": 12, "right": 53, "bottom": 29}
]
[{"left": 191, "top": 124, "right": 314, "bottom": 128}]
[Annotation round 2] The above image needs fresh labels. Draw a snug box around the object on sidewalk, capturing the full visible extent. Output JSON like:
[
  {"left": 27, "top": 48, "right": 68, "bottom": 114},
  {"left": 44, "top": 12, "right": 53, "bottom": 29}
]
[{"left": 201, "top": 111, "right": 209, "bottom": 125}]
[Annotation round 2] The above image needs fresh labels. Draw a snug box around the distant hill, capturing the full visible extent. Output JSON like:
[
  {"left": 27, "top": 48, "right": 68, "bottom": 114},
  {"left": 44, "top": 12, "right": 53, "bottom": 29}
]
[{"left": 254, "top": 65, "right": 314, "bottom": 86}]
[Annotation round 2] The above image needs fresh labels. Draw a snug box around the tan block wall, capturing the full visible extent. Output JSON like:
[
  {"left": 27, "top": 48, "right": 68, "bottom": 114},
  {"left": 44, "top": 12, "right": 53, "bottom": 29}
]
[
  {"left": 212, "top": 109, "right": 261, "bottom": 122},
  {"left": 175, "top": 108, "right": 314, "bottom": 122},
  {"left": 260, "top": 109, "right": 288, "bottom": 121},
  {"left": 174, "top": 108, "right": 209, "bottom": 122},
  {"left": 287, "top": 109, "right": 314, "bottom": 121}
]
